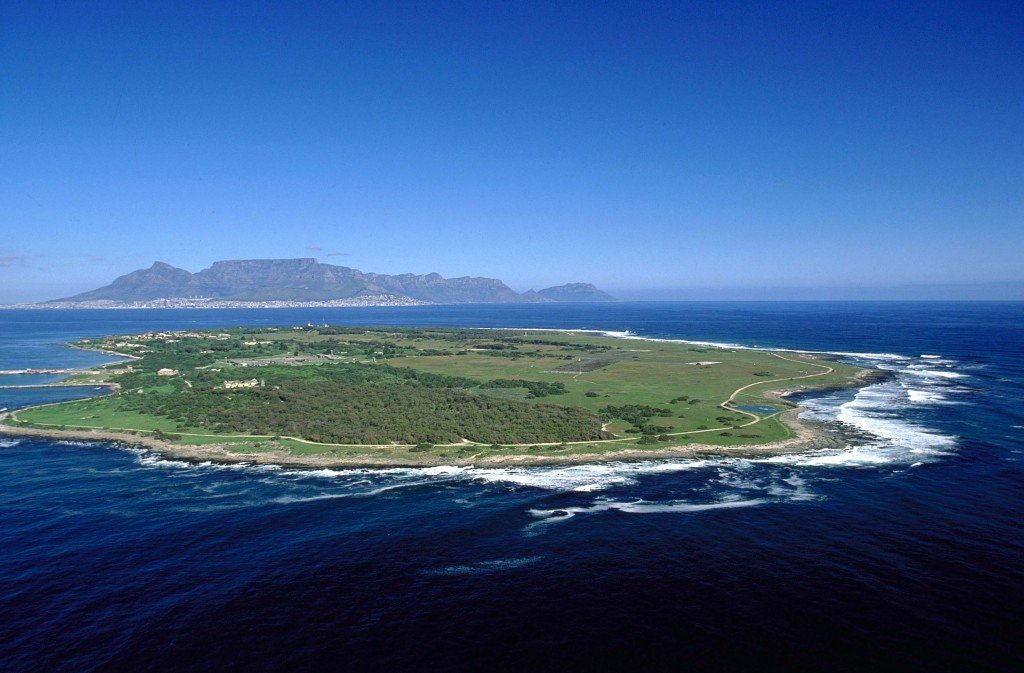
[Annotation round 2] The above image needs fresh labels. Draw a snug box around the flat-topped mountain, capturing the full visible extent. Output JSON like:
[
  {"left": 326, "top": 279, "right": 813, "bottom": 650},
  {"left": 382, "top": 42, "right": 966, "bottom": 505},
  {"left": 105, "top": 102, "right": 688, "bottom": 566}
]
[{"left": 54, "top": 258, "right": 615, "bottom": 305}]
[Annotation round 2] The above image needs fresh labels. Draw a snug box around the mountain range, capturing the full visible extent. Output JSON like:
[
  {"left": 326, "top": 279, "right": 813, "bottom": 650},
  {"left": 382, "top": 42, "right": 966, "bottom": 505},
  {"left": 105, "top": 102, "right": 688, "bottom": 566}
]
[{"left": 54, "top": 259, "right": 615, "bottom": 304}]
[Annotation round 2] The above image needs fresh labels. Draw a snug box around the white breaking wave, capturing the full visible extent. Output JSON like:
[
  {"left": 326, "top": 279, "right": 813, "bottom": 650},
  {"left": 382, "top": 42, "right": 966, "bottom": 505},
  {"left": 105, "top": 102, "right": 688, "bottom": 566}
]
[
  {"left": 490, "top": 326, "right": 911, "bottom": 359},
  {"left": 421, "top": 556, "right": 542, "bottom": 576},
  {"left": 467, "top": 460, "right": 712, "bottom": 492},
  {"left": 772, "top": 473, "right": 819, "bottom": 501},
  {"left": 774, "top": 344, "right": 967, "bottom": 467},
  {"left": 520, "top": 470, "right": 830, "bottom": 533},
  {"left": 283, "top": 467, "right": 374, "bottom": 479},
  {"left": 906, "top": 389, "right": 959, "bottom": 405},
  {"left": 836, "top": 384, "right": 954, "bottom": 454},
  {"left": 523, "top": 497, "right": 769, "bottom": 534},
  {"left": 769, "top": 376, "right": 958, "bottom": 467},
  {"left": 827, "top": 351, "right": 910, "bottom": 361},
  {"left": 124, "top": 447, "right": 286, "bottom": 473},
  {"left": 713, "top": 466, "right": 821, "bottom": 501},
  {"left": 271, "top": 492, "right": 361, "bottom": 505},
  {"left": 271, "top": 479, "right": 452, "bottom": 503},
  {"left": 278, "top": 460, "right": 719, "bottom": 492},
  {"left": 761, "top": 446, "right": 912, "bottom": 467},
  {"left": 529, "top": 496, "right": 766, "bottom": 518},
  {"left": 135, "top": 453, "right": 194, "bottom": 470},
  {"left": 120, "top": 441, "right": 788, "bottom": 497},
  {"left": 0, "top": 439, "right": 21, "bottom": 448},
  {"left": 497, "top": 327, "right": 749, "bottom": 351},
  {"left": 904, "top": 368, "right": 967, "bottom": 379}
]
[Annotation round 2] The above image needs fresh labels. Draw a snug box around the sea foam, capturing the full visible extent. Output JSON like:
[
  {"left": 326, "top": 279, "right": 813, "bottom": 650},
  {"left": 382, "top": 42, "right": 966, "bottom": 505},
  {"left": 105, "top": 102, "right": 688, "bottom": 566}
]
[
  {"left": 467, "top": 459, "right": 713, "bottom": 492},
  {"left": 523, "top": 497, "right": 770, "bottom": 534},
  {"left": 421, "top": 556, "right": 542, "bottom": 576}
]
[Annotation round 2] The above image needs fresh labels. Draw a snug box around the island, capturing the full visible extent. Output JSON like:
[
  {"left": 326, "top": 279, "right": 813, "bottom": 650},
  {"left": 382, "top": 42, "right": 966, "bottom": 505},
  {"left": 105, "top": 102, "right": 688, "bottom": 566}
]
[{"left": 0, "top": 327, "right": 877, "bottom": 467}]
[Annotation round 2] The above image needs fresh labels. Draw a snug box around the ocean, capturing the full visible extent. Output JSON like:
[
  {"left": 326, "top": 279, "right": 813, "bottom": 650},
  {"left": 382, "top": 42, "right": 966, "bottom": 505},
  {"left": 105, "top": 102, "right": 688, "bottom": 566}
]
[{"left": 1, "top": 302, "right": 1021, "bottom": 672}]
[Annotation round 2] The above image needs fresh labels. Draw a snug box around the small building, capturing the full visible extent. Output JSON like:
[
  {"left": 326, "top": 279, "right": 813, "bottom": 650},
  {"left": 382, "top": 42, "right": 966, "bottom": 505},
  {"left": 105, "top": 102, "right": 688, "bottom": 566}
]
[
  {"left": 157, "top": 368, "right": 178, "bottom": 376},
  {"left": 223, "top": 378, "right": 261, "bottom": 389}
]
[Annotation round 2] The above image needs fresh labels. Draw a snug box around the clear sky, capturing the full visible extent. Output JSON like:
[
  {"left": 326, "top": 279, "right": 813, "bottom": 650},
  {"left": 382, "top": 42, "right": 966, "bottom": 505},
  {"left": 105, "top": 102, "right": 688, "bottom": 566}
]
[{"left": 1, "top": 1, "right": 1022, "bottom": 302}]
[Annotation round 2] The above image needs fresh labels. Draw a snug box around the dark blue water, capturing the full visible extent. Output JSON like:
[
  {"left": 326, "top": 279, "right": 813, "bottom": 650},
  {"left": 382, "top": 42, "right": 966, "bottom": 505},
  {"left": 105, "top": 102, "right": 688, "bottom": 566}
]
[{"left": 1, "top": 303, "right": 1022, "bottom": 672}]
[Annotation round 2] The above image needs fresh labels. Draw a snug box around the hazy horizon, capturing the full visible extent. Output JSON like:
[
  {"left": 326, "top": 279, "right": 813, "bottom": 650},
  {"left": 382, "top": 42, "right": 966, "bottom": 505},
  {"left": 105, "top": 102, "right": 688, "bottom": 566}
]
[{"left": 3, "top": 253, "right": 1022, "bottom": 304}]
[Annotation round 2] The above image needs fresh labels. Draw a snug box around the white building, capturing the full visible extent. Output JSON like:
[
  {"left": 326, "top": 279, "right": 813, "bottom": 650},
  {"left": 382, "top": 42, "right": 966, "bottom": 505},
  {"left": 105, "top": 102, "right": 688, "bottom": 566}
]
[{"left": 223, "top": 379, "right": 261, "bottom": 389}]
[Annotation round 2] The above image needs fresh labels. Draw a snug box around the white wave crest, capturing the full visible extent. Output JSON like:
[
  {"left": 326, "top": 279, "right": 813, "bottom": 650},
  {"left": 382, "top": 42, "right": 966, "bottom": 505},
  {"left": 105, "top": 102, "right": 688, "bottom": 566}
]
[
  {"left": 828, "top": 351, "right": 911, "bottom": 361},
  {"left": 421, "top": 556, "right": 542, "bottom": 576},
  {"left": 904, "top": 369, "right": 967, "bottom": 379},
  {"left": 121, "top": 444, "right": 719, "bottom": 494},
  {"left": 0, "top": 438, "right": 22, "bottom": 448},
  {"left": 906, "top": 389, "right": 956, "bottom": 404},
  {"left": 468, "top": 460, "right": 713, "bottom": 492},
  {"left": 713, "top": 466, "right": 822, "bottom": 501},
  {"left": 838, "top": 384, "right": 956, "bottom": 450},
  {"left": 760, "top": 445, "right": 913, "bottom": 467},
  {"left": 283, "top": 467, "right": 366, "bottom": 479},
  {"left": 779, "top": 379, "right": 958, "bottom": 467},
  {"left": 277, "top": 478, "right": 454, "bottom": 503},
  {"left": 493, "top": 326, "right": 914, "bottom": 361},
  {"left": 271, "top": 492, "right": 356, "bottom": 505},
  {"left": 135, "top": 453, "right": 194, "bottom": 469},
  {"left": 524, "top": 496, "right": 769, "bottom": 534}
]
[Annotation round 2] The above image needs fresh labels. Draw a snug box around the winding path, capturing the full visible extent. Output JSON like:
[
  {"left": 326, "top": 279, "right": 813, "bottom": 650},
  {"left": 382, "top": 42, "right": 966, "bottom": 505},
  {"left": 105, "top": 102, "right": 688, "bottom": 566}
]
[{"left": 714, "top": 352, "right": 834, "bottom": 429}]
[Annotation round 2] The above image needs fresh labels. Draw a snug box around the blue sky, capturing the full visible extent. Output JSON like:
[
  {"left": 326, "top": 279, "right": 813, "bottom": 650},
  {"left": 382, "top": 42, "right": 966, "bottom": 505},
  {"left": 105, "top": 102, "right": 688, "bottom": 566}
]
[{"left": 1, "top": 1, "right": 1021, "bottom": 302}]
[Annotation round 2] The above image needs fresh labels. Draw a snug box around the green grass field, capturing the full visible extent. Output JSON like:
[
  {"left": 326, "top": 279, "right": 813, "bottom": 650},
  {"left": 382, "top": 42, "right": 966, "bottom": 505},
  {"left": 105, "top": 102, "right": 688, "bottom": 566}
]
[{"left": 4, "top": 326, "right": 868, "bottom": 461}]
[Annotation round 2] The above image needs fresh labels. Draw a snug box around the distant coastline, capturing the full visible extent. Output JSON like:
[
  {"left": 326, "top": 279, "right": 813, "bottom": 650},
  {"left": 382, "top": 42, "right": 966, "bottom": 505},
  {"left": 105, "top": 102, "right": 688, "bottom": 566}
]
[{"left": 2, "top": 295, "right": 427, "bottom": 310}]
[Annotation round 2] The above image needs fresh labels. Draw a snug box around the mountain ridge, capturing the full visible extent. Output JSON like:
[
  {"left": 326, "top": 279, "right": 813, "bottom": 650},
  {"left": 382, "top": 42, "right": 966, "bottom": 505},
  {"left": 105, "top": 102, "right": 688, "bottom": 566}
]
[{"left": 54, "top": 259, "right": 615, "bottom": 305}]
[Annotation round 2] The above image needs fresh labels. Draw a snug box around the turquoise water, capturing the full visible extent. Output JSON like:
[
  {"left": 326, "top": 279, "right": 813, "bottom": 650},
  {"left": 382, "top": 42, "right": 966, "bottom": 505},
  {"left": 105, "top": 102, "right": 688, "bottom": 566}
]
[{"left": 736, "top": 404, "right": 778, "bottom": 414}]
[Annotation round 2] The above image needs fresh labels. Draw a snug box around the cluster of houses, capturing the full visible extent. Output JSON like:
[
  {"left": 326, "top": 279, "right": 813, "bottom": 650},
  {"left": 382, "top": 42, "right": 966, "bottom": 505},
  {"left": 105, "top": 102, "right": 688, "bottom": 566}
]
[{"left": 155, "top": 369, "right": 263, "bottom": 392}]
